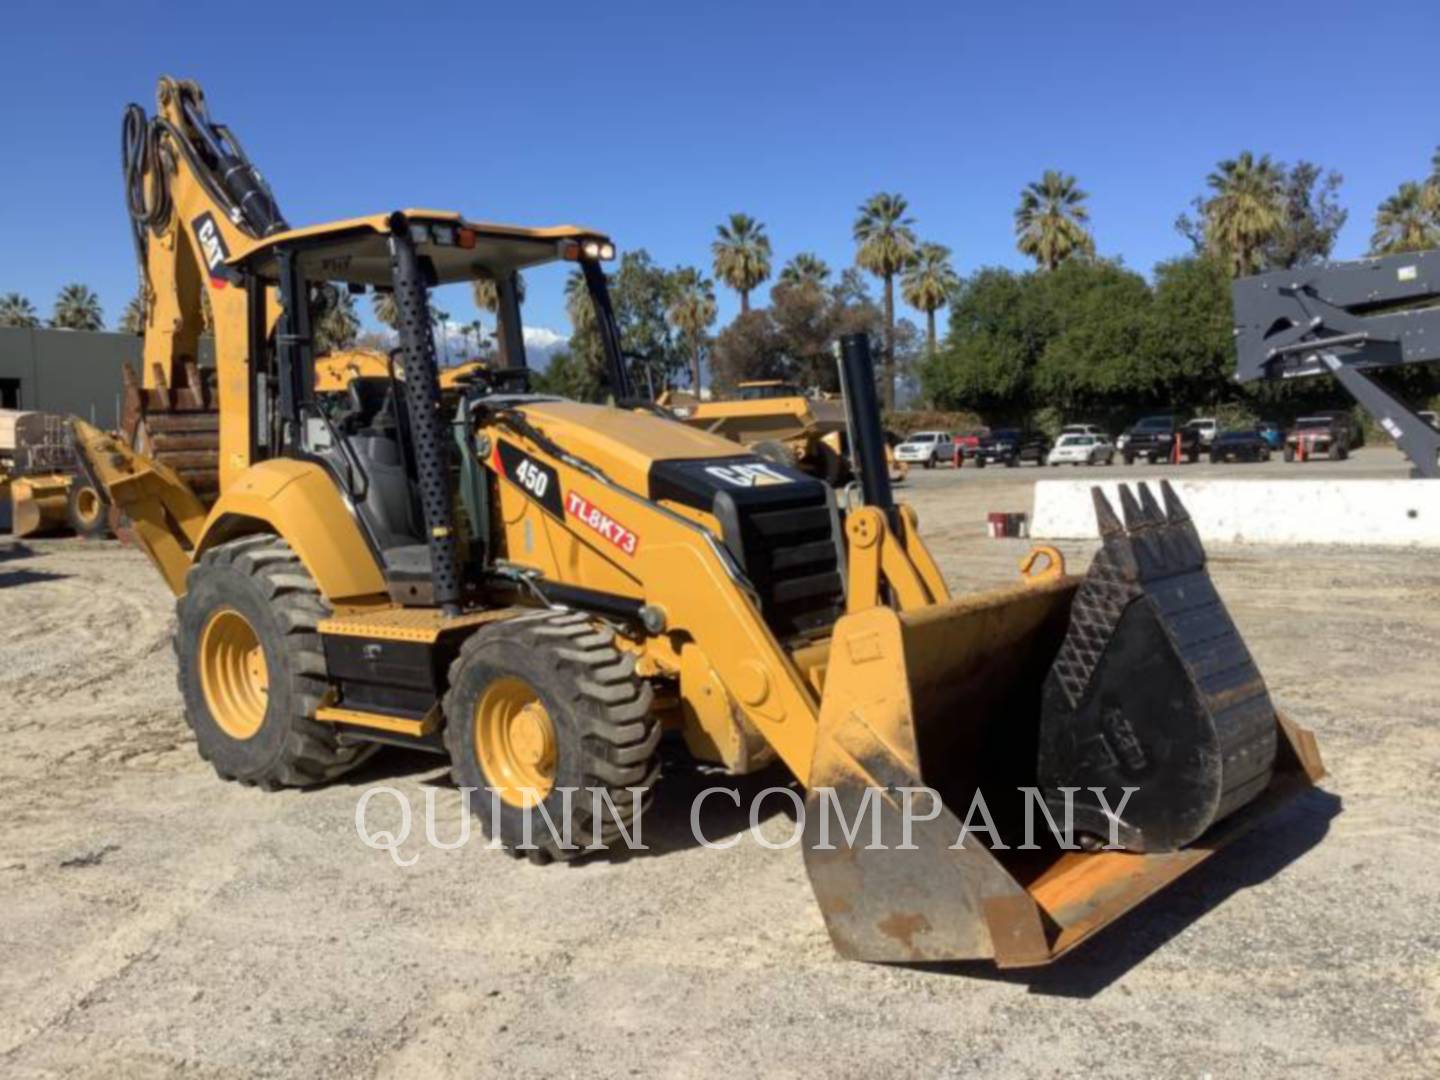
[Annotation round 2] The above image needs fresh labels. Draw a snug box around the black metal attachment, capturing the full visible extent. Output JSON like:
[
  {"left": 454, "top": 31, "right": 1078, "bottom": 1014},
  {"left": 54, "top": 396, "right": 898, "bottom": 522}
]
[
  {"left": 388, "top": 214, "right": 463, "bottom": 615},
  {"left": 1233, "top": 251, "right": 1440, "bottom": 477},
  {"left": 1037, "top": 480, "right": 1279, "bottom": 852},
  {"left": 836, "top": 333, "right": 895, "bottom": 514}
]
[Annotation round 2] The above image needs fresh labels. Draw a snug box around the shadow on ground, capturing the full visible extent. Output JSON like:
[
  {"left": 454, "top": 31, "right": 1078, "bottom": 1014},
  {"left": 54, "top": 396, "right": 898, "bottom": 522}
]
[{"left": 896, "top": 787, "right": 1341, "bottom": 998}]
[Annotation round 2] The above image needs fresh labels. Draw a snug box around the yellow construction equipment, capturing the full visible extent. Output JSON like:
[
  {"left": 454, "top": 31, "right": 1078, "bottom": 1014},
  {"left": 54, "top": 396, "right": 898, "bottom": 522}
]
[
  {"left": 1, "top": 410, "right": 109, "bottom": 538},
  {"left": 664, "top": 380, "right": 907, "bottom": 485},
  {"left": 75, "top": 77, "right": 1324, "bottom": 967}
]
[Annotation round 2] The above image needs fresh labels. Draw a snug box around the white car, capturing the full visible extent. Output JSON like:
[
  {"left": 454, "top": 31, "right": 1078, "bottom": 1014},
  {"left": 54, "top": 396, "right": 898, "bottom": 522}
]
[
  {"left": 1186, "top": 417, "right": 1218, "bottom": 446},
  {"left": 894, "top": 431, "right": 952, "bottom": 468},
  {"left": 1047, "top": 433, "right": 1115, "bottom": 466}
]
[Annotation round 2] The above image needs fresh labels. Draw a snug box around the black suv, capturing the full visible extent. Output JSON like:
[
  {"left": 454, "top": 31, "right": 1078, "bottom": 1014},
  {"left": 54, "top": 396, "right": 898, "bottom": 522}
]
[
  {"left": 1123, "top": 415, "right": 1201, "bottom": 464},
  {"left": 974, "top": 428, "right": 1051, "bottom": 467}
]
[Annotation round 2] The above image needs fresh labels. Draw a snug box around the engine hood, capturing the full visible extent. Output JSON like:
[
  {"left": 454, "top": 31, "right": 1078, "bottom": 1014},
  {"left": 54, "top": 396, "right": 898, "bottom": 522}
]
[{"left": 513, "top": 400, "right": 753, "bottom": 495}]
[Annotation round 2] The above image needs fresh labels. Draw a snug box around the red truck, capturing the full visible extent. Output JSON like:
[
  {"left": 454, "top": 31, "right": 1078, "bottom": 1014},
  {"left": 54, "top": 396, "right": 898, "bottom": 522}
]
[{"left": 952, "top": 429, "right": 987, "bottom": 466}]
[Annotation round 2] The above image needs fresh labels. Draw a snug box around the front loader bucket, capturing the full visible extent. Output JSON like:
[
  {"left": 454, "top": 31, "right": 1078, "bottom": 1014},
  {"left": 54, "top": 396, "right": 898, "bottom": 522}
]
[
  {"left": 802, "top": 481, "right": 1323, "bottom": 967},
  {"left": 10, "top": 475, "right": 71, "bottom": 537}
]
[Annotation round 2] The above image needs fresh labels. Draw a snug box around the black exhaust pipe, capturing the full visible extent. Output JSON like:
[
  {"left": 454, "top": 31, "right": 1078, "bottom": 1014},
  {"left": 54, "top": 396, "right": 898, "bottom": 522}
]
[{"left": 837, "top": 333, "right": 895, "bottom": 517}]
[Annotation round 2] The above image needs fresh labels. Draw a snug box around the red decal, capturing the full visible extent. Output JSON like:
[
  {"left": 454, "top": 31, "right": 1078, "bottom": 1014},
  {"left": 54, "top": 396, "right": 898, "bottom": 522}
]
[{"left": 565, "top": 490, "right": 638, "bottom": 556}]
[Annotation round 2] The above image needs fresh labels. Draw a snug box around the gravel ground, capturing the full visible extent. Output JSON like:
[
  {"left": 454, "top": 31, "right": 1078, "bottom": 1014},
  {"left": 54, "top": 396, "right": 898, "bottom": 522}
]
[{"left": 1, "top": 448, "right": 1436, "bottom": 1078}]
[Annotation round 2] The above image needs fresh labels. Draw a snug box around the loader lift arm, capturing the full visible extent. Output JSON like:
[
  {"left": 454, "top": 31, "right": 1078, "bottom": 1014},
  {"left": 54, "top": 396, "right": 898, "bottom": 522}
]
[{"left": 1233, "top": 250, "right": 1440, "bottom": 475}]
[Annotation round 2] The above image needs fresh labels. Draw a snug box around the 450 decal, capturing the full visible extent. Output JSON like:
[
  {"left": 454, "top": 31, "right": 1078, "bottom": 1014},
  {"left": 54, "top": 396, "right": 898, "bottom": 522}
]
[{"left": 493, "top": 441, "right": 564, "bottom": 518}]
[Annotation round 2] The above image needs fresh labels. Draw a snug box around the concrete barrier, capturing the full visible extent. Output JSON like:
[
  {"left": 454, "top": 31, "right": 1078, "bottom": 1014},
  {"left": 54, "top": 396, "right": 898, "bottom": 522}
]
[{"left": 1031, "top": 478, "right": 1440, "bottom": 547}]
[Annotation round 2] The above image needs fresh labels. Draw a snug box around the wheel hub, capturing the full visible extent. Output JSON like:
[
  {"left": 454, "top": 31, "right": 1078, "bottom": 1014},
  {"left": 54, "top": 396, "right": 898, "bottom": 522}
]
[
  {"left": 198, "top": 608, "right": 269, "bottom": 740},
  {"left": 475, "top": 677, "right": 556, "bottom": 807}
]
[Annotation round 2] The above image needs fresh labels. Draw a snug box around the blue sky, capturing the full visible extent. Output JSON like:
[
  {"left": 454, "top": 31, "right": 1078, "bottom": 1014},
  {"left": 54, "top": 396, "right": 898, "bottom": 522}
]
[{"left": 2, "top": 1, "right": 1436, "bottom": 347}]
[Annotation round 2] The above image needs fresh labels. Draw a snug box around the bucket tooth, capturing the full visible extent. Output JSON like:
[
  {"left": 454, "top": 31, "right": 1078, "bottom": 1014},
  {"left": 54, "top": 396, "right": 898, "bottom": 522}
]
[
  {"left": 1136, "top": 481, "right": 1165, "bottom": 525},
  {"left": 1092, "top": 487, "right": 1125, "bottom": 538},
  {"left": 1117, "top": 483, "right": 1147, "bottom": 531}
]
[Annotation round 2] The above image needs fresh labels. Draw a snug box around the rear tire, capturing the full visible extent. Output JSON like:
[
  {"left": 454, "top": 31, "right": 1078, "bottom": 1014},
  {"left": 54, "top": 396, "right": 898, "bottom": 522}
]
[
  {"left": 975, "top": 456, "right": 986, "bottom": 469},
  {"left": 444, "top": 610, "right": 660, "bottom": 863},
  {"left": 176, "top": 535, "right": 374, "bottom": 788},
  {"left": 1124, "top": 452, "right": 1135, "bottom": 466},
  {"left": 66, "top": 480, "right": 109, "bottom": 539}
]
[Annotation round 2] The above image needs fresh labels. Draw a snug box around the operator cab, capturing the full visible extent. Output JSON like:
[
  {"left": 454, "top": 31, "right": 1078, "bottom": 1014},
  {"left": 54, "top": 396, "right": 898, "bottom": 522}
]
[{"left": 236, "top": 212, "right": 622, "bottom": 605}]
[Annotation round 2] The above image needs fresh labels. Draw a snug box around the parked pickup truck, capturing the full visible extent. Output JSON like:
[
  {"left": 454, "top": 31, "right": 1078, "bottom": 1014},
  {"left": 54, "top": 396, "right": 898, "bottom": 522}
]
[
  {"left": 974, "top": 428, "right": 1051, "bottom": 467},
  {"left": 1122, "top": 415, "right": 1202, "bottom": 464},
  {"left": 1285, "top": 412, "right": 1352, "bottom": 462}
]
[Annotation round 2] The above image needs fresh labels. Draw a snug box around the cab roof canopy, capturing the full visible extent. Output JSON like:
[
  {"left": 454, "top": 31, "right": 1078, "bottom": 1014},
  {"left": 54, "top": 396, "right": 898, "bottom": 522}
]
[{"left": 237, "top": 210, "right": 611, "bottom": 287}]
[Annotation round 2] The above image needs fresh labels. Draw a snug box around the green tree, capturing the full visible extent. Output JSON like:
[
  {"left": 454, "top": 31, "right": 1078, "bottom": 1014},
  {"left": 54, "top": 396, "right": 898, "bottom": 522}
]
[
  {"left": 1269, "top": 161, "right": 1347, "bottom": 268},
  {"left": 0, "top": 292, "right": 40, "bottom": 328},
  {"left": 709, "top": 309, "right": 785, "bottom": 389},
  {"left": 1014, "top": 171, "right": 1094, "bottom": 271},
  {"left": 900, "top": 242, "right": 958, "bottom": 358},
  {"left": 666, "top": 267, "right": 717, "bottom": 391},
  {"left": 854, "top": 192, "right": 918, "bottom": 409},
  {"left": 1370, "top": 180, "right": 1440, "bottom": 255},
  {"left": 1031, "top": 261, "right": 1155, "bottom": 414},
  {"left": 50, "top": 284, "right": 103, "bottom": 331},
  {"left": 531, "top": 349, "right": 599, "bottom": 401},
  {"left": 777, "top": 252, "right": 831, "bottom": 290},
  {"left": 920, "top": 268, "right": 1042, "bottom": 413},
  {"left": 1196, "top": 152, "right": 1286, "bottom": 277},
  {"left": 119, "top": 294, "right": 146, "bottom": 335},
  {"left": 711, "top": 213, "right": 771, "bottom": 314},
  {"left": 1145, "top": 254, "right": 1235, "bottom": 408}
]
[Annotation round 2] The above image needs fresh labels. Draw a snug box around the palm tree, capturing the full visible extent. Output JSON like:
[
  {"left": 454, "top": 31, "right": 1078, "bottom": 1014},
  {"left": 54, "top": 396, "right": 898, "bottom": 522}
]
[
  {"left": 901, "top": 242, "right": 959, "bottom": 358},
  {"left": 119, "top": 294, "right": 146, "bottom": 335},
  {"left": 778, "top": 253, "right": 831, "bottom": 290},
  {"left": 1370, "top": 180, "right": 1440, "bottom": 255},
  {"left": 471, "top": 271, "right": 527, "bottom": 314},
  {"left": 371, "top": 291, "right": 398, "bottom": 329},
  {"left": 711, "top": 213, "right": 771, "bottom": 313},
  {"left": 565, "top": 269, "right": 598, "bottom": 334},
  {"left": 666, "top": 267, "right": 717, "bottom": 391},
  {"left": 854, "top": 192, "right": 918, "bottom": 409},
  {"left": 0, "top": 292, "right": 39, "bottom": 328},
  {"left": 1200, "top": 152, "right": 1285, "bottom": 277},
  {"left": 314, "top": 289, "right": 360, "bottom": 353},
  {"left": 50, "top": 284, "right": 104, "bottom": 331},
  {"left": 1014, "top": 170, "right": 1095, "bottom": 272}
]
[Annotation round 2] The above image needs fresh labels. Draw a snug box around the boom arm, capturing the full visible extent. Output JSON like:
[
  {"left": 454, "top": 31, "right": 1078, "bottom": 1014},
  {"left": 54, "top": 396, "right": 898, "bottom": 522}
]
[
  {"left": 122, "top": 77, "right": 286, "bottom": 491},
  {"left": 1233, "top": 251, "right": 1440, "bottom": 475}
]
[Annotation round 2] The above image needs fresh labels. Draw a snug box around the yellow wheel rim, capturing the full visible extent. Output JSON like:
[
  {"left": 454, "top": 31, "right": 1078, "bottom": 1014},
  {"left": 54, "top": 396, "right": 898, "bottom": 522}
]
[
  {"left": 74, "top": 486, "right": 101, "bottom": 526},
  {"left": 475, "top": 676, "right": 556, "bottom": 807},
  {"left": 199, "top": 608, "right": 269, "bottom": 740}
]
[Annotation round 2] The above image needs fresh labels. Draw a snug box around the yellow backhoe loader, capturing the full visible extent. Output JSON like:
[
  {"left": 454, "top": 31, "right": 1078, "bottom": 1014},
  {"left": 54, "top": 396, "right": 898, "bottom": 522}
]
[{"left": 75, "top": 78, "right": 1324, "bottom": 967}]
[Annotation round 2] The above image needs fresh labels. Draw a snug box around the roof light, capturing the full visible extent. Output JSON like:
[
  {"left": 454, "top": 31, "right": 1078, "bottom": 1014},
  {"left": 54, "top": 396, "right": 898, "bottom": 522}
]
[
  {"left": 457, "top": 227, "right": 475, "bottom": 249},
  {"left": 432, "top": 223, "right": 456, "bottom": 246},
  {"left": 582, "top": 240, "right": 602, "bottom": 259}
]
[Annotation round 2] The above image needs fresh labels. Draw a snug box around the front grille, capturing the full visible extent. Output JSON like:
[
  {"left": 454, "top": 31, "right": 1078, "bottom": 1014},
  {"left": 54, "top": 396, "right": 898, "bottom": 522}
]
[{"left": 729, "top": 490, "right": 844, "bottom": 640}]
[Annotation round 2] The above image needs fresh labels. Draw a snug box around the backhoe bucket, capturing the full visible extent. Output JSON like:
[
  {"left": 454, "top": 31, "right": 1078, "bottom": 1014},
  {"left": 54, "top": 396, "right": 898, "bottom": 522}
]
[{"left": 802, "top": 481, "right": 1323, "bottom": 967}]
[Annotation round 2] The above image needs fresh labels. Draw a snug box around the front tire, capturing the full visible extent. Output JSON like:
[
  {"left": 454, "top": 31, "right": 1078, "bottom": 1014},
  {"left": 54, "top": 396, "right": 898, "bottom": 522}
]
[
  {"left": 176, "top": 535, "right": 374, "bottom": 788},
  {"left": 444, "top": 611, "right": 660, "bottom": 863}
]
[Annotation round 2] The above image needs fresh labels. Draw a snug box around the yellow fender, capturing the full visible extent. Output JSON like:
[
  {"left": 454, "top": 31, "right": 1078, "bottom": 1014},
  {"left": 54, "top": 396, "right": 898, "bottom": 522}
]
[{"left": 196, "top": 459, "right": 388, "bottom": 606}]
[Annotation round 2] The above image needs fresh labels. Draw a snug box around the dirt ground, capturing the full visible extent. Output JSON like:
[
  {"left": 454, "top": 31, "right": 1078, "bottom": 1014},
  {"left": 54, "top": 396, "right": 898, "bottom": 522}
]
[{"left": 1, "top": 448, "right": 1437, "bottom": 1078}]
